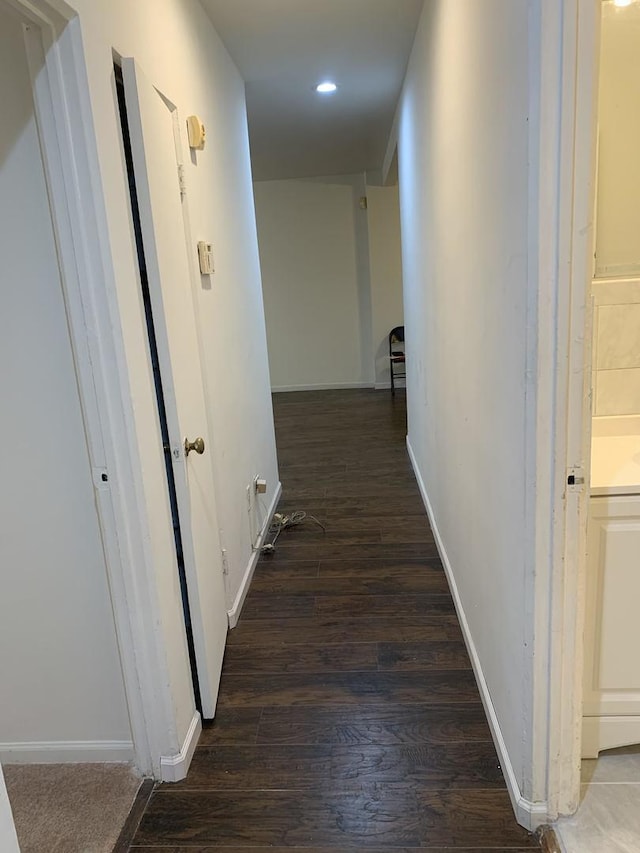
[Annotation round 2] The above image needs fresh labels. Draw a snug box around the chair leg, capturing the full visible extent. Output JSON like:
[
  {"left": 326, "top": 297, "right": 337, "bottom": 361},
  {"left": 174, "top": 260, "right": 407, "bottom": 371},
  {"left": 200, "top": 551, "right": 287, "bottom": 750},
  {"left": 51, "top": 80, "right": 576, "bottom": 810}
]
[{"left": 390, "top": 362, "right": 395, "bottom": 397}]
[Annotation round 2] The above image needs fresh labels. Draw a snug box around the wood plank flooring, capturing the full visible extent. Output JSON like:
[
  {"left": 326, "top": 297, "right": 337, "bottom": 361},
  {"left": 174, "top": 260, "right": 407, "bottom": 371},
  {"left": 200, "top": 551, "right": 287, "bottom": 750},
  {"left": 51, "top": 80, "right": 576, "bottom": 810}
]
[{"left": 131, "top": 389, "right": 539, "bottom": 851}]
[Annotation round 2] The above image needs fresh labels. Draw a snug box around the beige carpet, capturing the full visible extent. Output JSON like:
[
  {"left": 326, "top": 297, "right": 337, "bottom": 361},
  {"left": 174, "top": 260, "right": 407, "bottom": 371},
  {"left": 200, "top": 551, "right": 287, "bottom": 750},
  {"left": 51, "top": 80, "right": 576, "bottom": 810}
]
[{"left": 3, "top": 763, "right": 141, "bottom": 853}]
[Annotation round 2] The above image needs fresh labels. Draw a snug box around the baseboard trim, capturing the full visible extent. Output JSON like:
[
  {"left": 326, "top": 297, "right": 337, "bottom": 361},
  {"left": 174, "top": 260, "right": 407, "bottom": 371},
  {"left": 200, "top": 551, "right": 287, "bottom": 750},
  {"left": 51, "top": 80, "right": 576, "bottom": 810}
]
[
  {"left": 0, "top": 739, "right": 134, "bottom": 764},
  {"left": 271, "top": 382, "right": 373, "bottom": 393},
  {"left": 160, "top": 711, "right": 201, "bottom": 783},
  {"left": 374, "top": 381, "right": 406, "bottom": 390},
  {"left": 582, "top": 715, "right": 640, "bottom": 758},
  {"left": 227, "top": 482, "right": 282, "bottom": 629},
  {"left": 406, "top": 437, "right": 549, "bottom": 831}
]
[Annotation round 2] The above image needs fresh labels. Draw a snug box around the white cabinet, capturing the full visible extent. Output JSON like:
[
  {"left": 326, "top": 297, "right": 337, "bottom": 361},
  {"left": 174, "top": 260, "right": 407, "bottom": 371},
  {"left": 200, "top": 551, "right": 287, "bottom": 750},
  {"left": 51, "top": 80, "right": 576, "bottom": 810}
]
[{"left": 583, "top": 495, "right": 640, "bottom": 758}]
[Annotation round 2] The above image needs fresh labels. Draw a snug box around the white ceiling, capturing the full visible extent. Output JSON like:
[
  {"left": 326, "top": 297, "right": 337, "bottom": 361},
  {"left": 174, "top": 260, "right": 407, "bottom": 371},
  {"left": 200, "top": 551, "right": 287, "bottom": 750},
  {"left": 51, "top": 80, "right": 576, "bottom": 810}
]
[{"left": 199, "top": 0, "right": 424, "bottom": 181}]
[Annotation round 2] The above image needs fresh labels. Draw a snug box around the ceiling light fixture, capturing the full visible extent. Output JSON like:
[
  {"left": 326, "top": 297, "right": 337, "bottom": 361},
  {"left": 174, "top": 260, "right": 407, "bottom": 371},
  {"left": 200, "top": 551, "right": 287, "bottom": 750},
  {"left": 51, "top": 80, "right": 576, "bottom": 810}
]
[
  {"left": 614, "top": 0, "right": 633, "bottom": 6},
  {"left": 316, "top": 81, "right": 338, "bottom": 94}
]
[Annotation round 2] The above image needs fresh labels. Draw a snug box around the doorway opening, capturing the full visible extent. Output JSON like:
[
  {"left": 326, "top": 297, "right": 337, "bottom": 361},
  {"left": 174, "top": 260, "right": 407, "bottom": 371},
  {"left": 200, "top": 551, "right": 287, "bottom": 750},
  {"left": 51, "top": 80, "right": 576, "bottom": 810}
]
[
  {"left": 582, "top": 0, "right": 640, "bottom": 760},
  {"left": 557, "top": 1, "right": 640, "bottom": 848},
  {"left": 114, "top": 62, "right": 202, "bottom": 715}
]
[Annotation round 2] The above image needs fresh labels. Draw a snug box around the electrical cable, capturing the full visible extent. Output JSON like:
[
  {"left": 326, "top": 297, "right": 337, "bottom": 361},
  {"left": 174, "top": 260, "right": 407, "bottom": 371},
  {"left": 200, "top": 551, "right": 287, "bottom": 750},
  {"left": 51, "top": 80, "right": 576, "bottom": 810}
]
[{"left": 260, "top": 511, "right": 326, "bottom": 554}]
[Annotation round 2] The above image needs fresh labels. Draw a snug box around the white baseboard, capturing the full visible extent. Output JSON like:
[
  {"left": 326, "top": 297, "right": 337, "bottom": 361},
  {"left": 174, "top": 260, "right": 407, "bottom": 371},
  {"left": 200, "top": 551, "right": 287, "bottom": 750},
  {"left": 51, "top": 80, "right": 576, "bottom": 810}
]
[
  {"left": 227, "top": 482, "right": 282, "bottom": 629},
  {"left": 406, "top": 437, "right": 549, "bottom": 831},
  {"left": 550, "top": 826, "right": 569, "bottom": 853},
  {"left": 582, "top": 715, "right": 640, "bottom": 759},
  {"left": 271, "top": 382, "right": 373, "bottom": 393},
  {"left": 0, "top": 739, "right": 134, "bottom": 764},
  {"left": 160, "top": 711, "right": 201, "bottom": 783}
]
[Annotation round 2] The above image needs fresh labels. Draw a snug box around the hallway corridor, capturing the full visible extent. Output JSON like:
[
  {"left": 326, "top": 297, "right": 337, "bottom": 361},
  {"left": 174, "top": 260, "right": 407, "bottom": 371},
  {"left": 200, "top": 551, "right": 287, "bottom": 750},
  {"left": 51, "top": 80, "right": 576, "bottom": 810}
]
[{"left": 131, "top": 389, "right": 539, "bottom": 850}]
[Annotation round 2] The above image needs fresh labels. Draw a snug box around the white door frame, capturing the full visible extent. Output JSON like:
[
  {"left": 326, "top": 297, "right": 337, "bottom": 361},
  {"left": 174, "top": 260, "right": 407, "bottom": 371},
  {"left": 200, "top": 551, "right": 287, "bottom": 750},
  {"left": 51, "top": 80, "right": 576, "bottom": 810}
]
[
  {"left": 534, "top": 0, "right": 600, "bottom": 820},
  {"left": 0, "top": 764, "right": 19, "bottom": 853},
  {"left": 551, "top": 0, "right": 600, "bottom": 819},
  {"left": 6, "top": 0, "right": 193, "bottom": 778}
]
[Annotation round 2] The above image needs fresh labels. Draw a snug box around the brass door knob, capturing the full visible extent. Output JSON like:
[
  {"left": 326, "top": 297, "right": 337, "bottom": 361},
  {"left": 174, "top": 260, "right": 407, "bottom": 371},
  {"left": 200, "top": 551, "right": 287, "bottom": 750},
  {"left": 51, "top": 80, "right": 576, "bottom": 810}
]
[{"left": 184, "top": 436, "right": 205, "bottom": 456}]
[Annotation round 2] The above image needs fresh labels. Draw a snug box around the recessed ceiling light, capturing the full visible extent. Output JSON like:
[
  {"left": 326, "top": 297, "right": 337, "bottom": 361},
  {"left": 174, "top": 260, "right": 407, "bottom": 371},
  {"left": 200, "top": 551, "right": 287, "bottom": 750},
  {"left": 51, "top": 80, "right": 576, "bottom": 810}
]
[
  {"left": 614, "top": 0, "right": 632, "bottom": 6},
  {"left": 316, "top": 81, "right": 338, "bottom": 94}
]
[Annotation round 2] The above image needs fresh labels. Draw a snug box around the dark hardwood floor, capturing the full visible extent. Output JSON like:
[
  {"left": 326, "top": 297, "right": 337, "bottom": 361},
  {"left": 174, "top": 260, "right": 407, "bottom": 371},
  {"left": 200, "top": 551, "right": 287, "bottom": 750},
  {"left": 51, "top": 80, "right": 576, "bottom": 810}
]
[{"left": 130, "top": 389, "right": 539, "bottom": 851}]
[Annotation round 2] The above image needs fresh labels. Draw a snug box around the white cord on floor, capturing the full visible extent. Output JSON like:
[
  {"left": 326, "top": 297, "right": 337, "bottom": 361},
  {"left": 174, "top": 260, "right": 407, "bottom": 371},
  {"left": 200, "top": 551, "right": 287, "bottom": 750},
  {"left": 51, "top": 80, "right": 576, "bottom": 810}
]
[{"left": 261, "top": 511, "right": 326, "bottom": 554}]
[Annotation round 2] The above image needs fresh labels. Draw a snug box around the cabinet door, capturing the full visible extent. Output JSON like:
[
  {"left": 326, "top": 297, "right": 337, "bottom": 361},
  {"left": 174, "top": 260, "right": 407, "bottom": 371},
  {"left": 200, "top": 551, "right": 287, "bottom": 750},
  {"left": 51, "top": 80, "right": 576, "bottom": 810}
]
[{"left": 583, "top": 496, "right": 640, "bottom": 717}]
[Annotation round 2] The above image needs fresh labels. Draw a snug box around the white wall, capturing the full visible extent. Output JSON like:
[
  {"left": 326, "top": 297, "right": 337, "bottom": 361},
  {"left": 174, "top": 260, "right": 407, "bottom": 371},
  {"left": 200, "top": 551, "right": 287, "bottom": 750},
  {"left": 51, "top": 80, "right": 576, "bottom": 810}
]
[
  {"left": 595, "top": 1, "right": 640, "bottom": 278},
  {"left": 67, "top": 0, "right": 278, "bottom": 710},
  {"left": 590, "top": 5, "right": 640, "bottom": 417},
  {"left": 0, "top": 766, "right": 19, "bottom": 853},
  {"left": 397, "top": 0, "right": 533, "bottom": 808},
  {"left": 0, "top": 6, "right": 131, "bottom": 761},
  {"left": 0, "top": 0, "right": 278, "bottom": 770},
  {"left": 592, "top": 279, "right": 640, "bottom": 416},
  {"left": 368, "top": 184, "right": 404, "bottom": 386},
  {"left": 254, "top": 175, "right": 402, "bottom": 390},
  {"left": 254, "top": 177, "right": 365, "bottom": 390}
]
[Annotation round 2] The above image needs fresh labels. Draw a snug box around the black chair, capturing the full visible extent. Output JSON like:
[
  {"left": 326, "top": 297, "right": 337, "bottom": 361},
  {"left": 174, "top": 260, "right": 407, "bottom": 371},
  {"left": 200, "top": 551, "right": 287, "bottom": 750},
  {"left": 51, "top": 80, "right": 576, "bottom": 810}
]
[{"left": 389, "top": 326, "right": 405, "bottom": 396}]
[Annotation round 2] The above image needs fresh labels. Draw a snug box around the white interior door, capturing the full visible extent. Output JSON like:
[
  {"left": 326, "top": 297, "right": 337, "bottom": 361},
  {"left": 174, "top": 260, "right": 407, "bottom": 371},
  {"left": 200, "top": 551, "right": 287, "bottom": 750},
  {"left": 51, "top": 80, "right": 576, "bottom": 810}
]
[{"left": 122, "top": 58, "right": 227, "bottom": 718}]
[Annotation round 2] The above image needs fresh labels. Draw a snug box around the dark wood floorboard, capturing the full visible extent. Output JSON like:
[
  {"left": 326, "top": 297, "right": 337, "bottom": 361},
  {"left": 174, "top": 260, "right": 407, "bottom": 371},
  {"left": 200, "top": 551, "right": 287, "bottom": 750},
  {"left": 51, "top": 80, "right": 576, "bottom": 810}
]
[
  {"left": 271, "top": 542, "right": 442, "bottom": 560},
  {"left": 254, "top": 703, "right": 493, "bottom": 746},
  {"left": 215, "top": 671, "right": 482, "bottom": 707},
  {"left": 173, "top": 742, "right": 505, "bottom": 791},
  {"left": 222, "top": 641, "right": 380, "bottom": 674},
  {"left": 246, "top": 573, "right": 451, "bottom": 595},
  {"left": 131, "top": 389, "right": 538, "bottom": 850},
  {"left": 226, "top": 615, "right": 465, "bottom": 645},
  {"left": 313, "top": 593, "right": 455, "bottom": 617}
]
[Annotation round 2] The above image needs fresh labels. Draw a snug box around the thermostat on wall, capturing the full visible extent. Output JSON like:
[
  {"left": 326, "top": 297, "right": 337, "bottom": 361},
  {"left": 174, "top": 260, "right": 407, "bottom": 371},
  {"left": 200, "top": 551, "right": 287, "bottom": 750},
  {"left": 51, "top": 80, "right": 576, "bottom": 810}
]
[
  {"left": 197, "top": 241, "right": 214, "bottom": 275},
  {"left": 187, "top": 115, "right": 206, "bottom": 149}
]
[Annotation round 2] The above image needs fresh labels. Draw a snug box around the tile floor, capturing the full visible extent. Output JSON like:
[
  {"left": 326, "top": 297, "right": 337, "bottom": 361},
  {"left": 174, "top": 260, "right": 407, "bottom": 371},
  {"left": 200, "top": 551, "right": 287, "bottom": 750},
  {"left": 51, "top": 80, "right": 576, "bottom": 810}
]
[{"left": 555, "top": 746, "right": 640, "bottom": 853}]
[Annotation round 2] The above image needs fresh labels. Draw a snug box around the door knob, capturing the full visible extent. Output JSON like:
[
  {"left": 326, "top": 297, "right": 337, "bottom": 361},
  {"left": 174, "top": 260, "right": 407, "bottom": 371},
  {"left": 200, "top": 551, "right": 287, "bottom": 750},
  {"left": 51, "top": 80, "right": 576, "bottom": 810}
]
[{"left": 184, "top": 436, "right": 205, "bottom": 456}]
